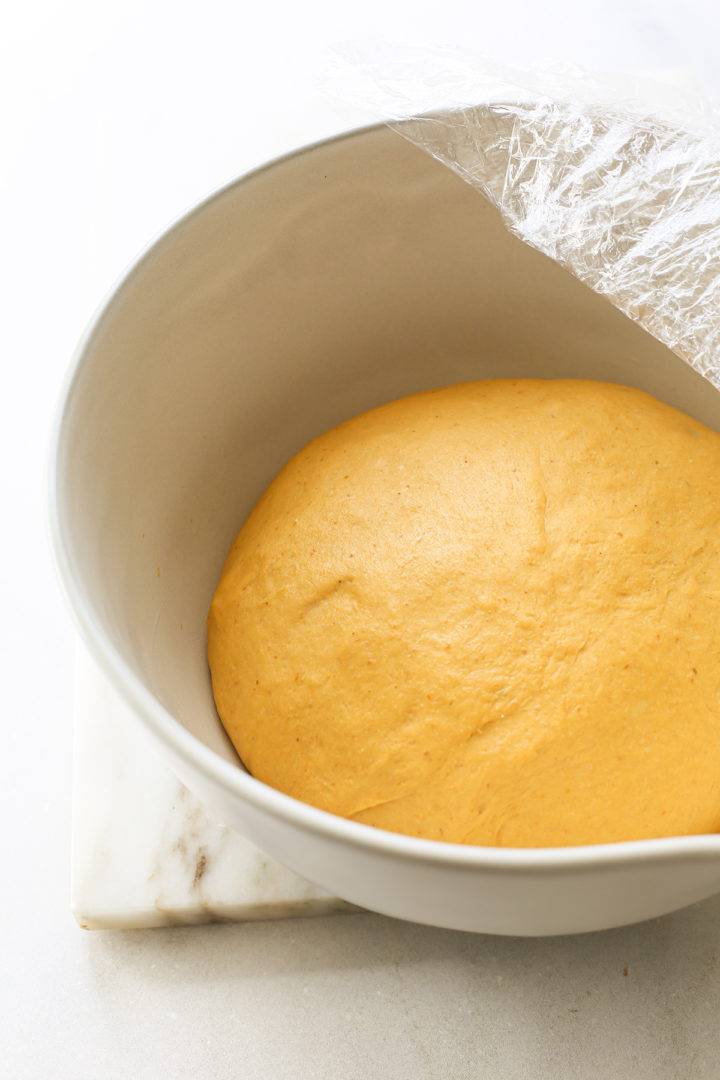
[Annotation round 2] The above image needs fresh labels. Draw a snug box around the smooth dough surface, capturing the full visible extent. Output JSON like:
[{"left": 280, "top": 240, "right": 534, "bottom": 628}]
[{"left": 207, "top": 379, "right": 720, "bottom": 847}]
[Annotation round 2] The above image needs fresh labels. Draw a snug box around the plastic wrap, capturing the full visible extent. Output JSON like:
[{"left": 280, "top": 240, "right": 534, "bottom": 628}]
[{"left": 330, "top": 47, "right": 720, "bottom": 388}]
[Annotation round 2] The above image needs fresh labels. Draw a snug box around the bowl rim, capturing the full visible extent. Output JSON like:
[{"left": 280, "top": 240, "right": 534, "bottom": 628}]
[{"left": 47, "top": 122, "right": 720, "bottom": 873}]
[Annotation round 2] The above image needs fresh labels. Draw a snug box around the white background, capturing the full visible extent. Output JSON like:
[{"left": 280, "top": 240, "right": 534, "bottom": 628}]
[{"left": 5, "top": 1, "right": 720, "bottom": 1076}]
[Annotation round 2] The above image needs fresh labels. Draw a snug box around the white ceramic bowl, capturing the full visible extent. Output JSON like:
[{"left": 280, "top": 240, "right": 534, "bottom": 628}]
[{"left": 50, "top": 123, "right": 720, "bottom": 935}]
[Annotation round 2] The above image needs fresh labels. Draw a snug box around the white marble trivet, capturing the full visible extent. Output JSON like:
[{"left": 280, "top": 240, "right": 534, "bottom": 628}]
[{"left": 72, "top": 644, "right": 351, "bottom": 929}]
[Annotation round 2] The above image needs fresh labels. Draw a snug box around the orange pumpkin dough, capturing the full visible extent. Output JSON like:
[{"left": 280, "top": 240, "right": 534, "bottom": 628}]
[{"left": 208, "top": 380, "right": 720, "bottom": 846}]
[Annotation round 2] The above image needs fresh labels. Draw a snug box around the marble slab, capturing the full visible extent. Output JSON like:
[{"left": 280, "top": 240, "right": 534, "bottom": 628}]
[{"left": 72, "top": 644, "right": 352, "bottom": 929}]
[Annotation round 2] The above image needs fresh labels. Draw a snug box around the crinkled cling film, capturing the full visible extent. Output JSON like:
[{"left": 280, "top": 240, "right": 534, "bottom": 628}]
[{"left": 330, "top": 46, "right": 720, "bottom": 387}]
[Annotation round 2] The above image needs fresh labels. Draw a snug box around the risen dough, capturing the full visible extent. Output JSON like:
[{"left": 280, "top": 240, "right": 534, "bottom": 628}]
[{"left": 207, "top": 380, "right": 720, "bottom": 847}]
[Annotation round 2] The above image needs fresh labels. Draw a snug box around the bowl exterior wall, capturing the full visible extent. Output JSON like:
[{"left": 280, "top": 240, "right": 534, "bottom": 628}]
[{"left": 52, "top": 124, "right": 720, "bottom": 934}]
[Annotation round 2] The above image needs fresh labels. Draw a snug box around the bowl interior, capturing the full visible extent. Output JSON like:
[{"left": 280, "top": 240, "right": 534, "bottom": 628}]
[{"left": 55, "top": 124, "right": 720, "bottom": 770}]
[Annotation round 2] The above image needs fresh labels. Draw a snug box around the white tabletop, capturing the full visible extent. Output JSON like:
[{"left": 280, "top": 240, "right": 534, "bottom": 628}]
[{"left": 5, "top": 1, "right": 720, "bottom": 1076}]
